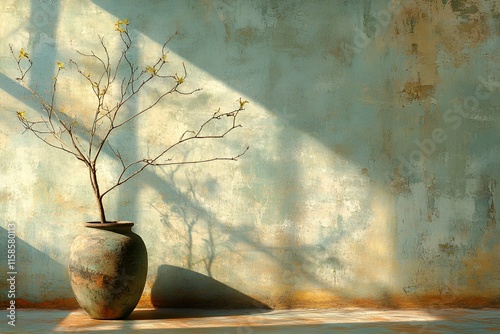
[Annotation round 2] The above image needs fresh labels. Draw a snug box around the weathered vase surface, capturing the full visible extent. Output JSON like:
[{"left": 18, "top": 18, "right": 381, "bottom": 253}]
[{"left": 68, "top": 221, "right": 148, "bottom": 319}]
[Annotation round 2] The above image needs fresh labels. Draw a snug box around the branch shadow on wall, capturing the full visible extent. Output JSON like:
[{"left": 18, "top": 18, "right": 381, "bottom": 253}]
[{"left": 145, "top": 165, "right": 345, "bottom": 308}]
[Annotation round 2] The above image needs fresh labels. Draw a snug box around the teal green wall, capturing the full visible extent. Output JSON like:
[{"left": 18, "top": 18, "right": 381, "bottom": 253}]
[{"left": 1, "top": 0, "right": 499, "bottom": 308}]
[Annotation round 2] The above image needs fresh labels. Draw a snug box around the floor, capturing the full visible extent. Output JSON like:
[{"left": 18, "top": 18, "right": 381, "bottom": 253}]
[{"left": 2, "top": 308, "right": 499, "bottom": 333}]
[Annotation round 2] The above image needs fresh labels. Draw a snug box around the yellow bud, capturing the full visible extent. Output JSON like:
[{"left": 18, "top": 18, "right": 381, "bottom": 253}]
[
  {"left": 146, "top": 66, "right": 157, "bottom": 75},
  {"left": 17, "top": 111, "right": 26, "bottom": 121},
  {"left": 175, "top": 75, "right": 184, "bottom": 84},
  {"left": 19, "top": 48, "right": 29, "bottom": 59},
  {"left": 238, "top": 98, "right": 249, "bottom": 109},
  {"left": 115, "top": 19, "right": 128, "bottom": 32}
]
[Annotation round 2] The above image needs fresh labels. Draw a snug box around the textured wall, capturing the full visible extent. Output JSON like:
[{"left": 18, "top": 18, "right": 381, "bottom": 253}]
[{"left": 0, "top": 0, "right": 499, "bottom": 309}]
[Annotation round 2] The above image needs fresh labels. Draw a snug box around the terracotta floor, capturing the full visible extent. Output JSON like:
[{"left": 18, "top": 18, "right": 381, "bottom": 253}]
[{"left": 2, "top": 308, "right": 499, "bottom": 333}]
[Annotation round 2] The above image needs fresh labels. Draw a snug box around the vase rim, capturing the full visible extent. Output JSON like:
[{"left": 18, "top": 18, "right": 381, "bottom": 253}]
[{"left": 84, "top": 221, "right": 134, "bottom": 228}]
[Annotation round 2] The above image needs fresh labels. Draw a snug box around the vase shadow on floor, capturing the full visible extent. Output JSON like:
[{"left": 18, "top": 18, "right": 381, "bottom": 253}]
[{"left": 131, "top": 265, "right": 270, "bottom": 319}]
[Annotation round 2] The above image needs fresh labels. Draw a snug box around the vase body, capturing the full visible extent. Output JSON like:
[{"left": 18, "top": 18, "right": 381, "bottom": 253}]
[{"left": 68, "top": 221, "right": 148, "bottom": 319}]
